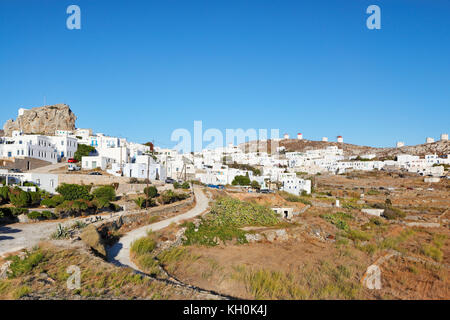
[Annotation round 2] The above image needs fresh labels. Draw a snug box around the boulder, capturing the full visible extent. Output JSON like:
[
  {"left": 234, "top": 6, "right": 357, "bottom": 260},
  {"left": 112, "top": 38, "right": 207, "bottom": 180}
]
[
  {"left": 245, "top": 233, "right": 264, "bottom": 243},
  {"left": 3, "top": 104, "right": 76, "bottom": 136},
  {"left": 80, "top": 225, "right": 107, "bottom": 257}
]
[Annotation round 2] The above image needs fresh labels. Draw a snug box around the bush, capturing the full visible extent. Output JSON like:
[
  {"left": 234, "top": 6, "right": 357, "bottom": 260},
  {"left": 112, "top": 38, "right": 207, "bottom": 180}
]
[
  {"left": 181, "top": 182, "right": 190, "bottom": 189},
  {"left": 7, "top": 249, "right": 45, "bottom": 279},
  {"left": 56, "top": 184, "right": 92, "bottom": 201},
  {"left": 92, "top": 185, "right": 116, "bottom": 202},
  {"left": 74, "top": 144, "right": 96, "bottom": 162},
  {"left": 0, "top": 186, "right": 10, "bottom": 203},
  {"left": 159, "top": 190, "right": 189, "bottom": 204},
  {"left": 422, "top": 245, "right": 443, "bottom": 262},
  {"left": 134, "top": 197, "right": 155, "bottom": 209},
  {"left": 250, "top": 180, "right": 261, "bottom": 190},
  {"left": 55, "top": 199, "right": 96, "bottom": 217},
  {"left": 143, "top": 186, "right": 158, "bottom": 198},
  {"left": 29, "top": 192, "right": 41, "bottom": 206},
  {"left": 183, "top": 220, "right": 247, "bottom": 246},
  {"left": 231, "top": 175, "right": 251, "bottom": 186},
  {"left": 320, "top": 212, "right": 352, "bottom": 232},
  {"left": 130, "top": 237, "right": 156, "bottom": 256},
  {"left": 279, "top": 191, "right": 312, "bottom": 205},
  {"left": 27, "top": 210, "right": 56, "bottom": 220},
  {"left": 41, "top": 195, "right": 64, "bottom": 208},
  {"left": 382, "top": 206, "right": 406, "bottom": 220},
  {"left": 8, "top": 188, "right": 31, "bottom": 207},
  {"left": 129, "top": 177, "right": 139, "bottom": 184}
]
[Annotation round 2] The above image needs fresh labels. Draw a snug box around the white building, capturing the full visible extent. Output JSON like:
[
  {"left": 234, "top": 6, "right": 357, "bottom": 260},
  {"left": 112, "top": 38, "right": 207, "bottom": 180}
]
[
  {"left": 297, "top": 133, "right": 303, "bottom": 140},
  {"left": 0, "top": 169, "right": 58, "bottom": 194},
  {"left": 279, "top": 173, "right": 311, "bottom": 195},
  {"left": 48, "top": 136, "right": 78, "bottom": 160},
  {"left": 0, "top": 132, "right": 58, "bottom": 164},
  {"left": 396, "top": 141, "right": 405, "bottom": 148},
  {"left": 426, "top": 137, "right": 435, "bottom": 144},
  {"left": 107, "top": 155, "right": 166, "bottom": 181},
  {"left": 441, "top": 133, "right": 448, "bottom": 141},
  {"left": 82, "top": 156, "right": 113, "bottom": 170}
]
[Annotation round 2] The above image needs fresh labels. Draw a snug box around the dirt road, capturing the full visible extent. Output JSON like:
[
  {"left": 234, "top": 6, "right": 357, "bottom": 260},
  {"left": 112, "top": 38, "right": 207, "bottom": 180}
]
[{"left": 107, "top": 186, "right": 210, "bottom": 268}]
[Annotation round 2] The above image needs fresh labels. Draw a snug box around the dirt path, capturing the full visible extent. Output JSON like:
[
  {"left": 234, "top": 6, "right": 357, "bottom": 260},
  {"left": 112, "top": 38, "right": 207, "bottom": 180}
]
[
  {"left": 0, "top": 220, "right": 69, "bottom": 257},
  {"left": 107, "top": 186, "right": 209, "bottom": 268},
  {"left": 28, "top": 162, "right": 67, "bottom": 173}
]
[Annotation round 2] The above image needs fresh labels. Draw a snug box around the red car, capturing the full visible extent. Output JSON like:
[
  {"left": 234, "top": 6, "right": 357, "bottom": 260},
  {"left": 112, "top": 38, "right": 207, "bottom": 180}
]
[{"left": 68, "top": 158, "right": 78, "bottom": 163}]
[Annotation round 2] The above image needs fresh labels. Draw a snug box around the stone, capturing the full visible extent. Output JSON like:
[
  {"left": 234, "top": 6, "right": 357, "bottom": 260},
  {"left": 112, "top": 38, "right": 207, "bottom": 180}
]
[
  {"left": 245, "top": 233, "right": 264, "bottom": 243},
  {"left": 80, "top": 225, "right": 107, "bottom": 257},
  {"left": 3, "top": 104, "right": 76, "bottom": 136},
  {"left": 0, "top": 261, "right": 12, "bottom": 279},
  {"left": 18, "top": 214, "right": 29, "bottom": 223}
]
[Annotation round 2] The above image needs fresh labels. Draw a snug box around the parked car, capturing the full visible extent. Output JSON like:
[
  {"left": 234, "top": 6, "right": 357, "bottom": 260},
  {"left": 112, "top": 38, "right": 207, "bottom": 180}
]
[
  {"left": 68, "top": 158, "right": 78, "bottom": 163},
  {"left": 10, "top": 168, "right": 22, "bottom": 173},
  {"left": 68, "top": 164, "right": 81, "bottom": 171},
  {"left": 165, "top": 178, "right": 175, "bottom": 184},
  {"left": 89, "top": 172, "right": 102, "bottom": 175},
  {"left": 206, "top": 184, "right": 225, "bottom": 190}
]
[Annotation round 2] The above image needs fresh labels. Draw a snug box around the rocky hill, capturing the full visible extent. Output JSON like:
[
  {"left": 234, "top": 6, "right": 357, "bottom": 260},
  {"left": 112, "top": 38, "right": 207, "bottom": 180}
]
[
  {"left": 239, "top": 139, "right": 450, "bottom": 158},
  {"left": 3, "top": 104, "right": 76, "bottom": 136}
]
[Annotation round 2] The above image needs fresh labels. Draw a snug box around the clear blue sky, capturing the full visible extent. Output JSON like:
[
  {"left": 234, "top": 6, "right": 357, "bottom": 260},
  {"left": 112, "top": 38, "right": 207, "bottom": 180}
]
[{"left": 1, "top": 0, "right": 449, "bottom": 148}]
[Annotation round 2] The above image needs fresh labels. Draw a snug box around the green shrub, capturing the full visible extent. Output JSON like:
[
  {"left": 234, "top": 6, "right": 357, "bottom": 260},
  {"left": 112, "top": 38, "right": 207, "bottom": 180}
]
[
  {"left": 159, "top": 190, "right": 189, "bottom": 204},
  {"left": 183, "top": 220, "right": 247, "bottom": 246},
  {"left": 250, "top": 180, "right": 261, "bottom": 190},
  {"left": 231, "top": 175, "right": 251, "bottom": 186},
  {"left": 29, "top": 192, "right": 41, "bottom": 206},
  {"left": 183, "top": 197, "right": 278, "bottom": 247},
  {"left": 56, "top": 184, "right": 92, "bottom": 201},
  {"left": 143, "top": 186, "right": 158, "bottom": 198},
  {"left": 422, "top": 245, "right": 443, "bottom": 262},
  {"left": 41, "top": 195, "right": 64, "bottom": 208},
  {"left": 321, "top": 212, "right": 353, "bottom": 232},
  {"left": 92, "top": 185, "right": 116, "bottom": 202},
  {"left": 8, "top": 188, "right": 31, "bottom": 207},
  {"left": 279, "top": 191, "right": 312, "bottom": 205},
  {"left": 55, "top": 199, "right": 96, "bottom": 216},
  {"left": 346, "top": 229, "right": 372, "bottom": 241},
  {"left": 210, "top": 197, "right": 279, "bottom": 227},
  {"left": 27, "top": 210, "right": 56, "bottom": 220},
  {"left": 130, "top": 237, "right": 156, "bottom": 256},
  {"left": 74, "top": 144, "right": 96, "bottom": 162},
  {"left": 7, "top": 250, "right": 45, "bottom": 278},
  {"left": 14, "top": 286, "right": 31, "bottom": 299},
  {"left": 0, "top": 186, "right": 10, "bottom": 203},
  {"left": 181, "top": 182, "right": 190, "bottom": 189},
  {"left": 383, "top": 206, "right": 406, "bottom": 220}
]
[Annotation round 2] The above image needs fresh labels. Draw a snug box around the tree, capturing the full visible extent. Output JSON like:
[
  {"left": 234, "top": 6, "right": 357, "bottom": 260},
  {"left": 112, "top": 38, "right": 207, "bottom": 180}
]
[
  {"left": 250, "top": 180, "right": 261, "bottom": 190},
  {"left": 144, "top": 186, "right": 158, "bottom": 198},
  {"left": 74, "top": 144, "right": 96, "bottom": 161},
  {"left": 231, "top": 175, "right": 251, "bottom": 186}
]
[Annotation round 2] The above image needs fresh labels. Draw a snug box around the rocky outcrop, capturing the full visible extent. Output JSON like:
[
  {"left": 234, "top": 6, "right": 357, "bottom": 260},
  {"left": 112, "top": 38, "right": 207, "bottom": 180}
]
[
  {"left": 80, "top": 225, "right": 107, "bottom": 257},
  {"left": 3, "top": 104, "right": 76, "bottom": 136}
]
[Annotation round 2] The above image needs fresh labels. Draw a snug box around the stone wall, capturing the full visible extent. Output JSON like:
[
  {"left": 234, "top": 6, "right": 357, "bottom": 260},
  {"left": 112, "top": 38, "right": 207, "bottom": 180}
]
[{"left": 96, "top": 195, "right": 195, "bottom": 236}]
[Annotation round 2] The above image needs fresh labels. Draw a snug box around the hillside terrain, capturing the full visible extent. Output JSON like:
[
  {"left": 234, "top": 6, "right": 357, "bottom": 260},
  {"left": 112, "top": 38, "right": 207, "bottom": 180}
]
[{"left": 239, "top": 139, "right": 450, "bottom": 158}]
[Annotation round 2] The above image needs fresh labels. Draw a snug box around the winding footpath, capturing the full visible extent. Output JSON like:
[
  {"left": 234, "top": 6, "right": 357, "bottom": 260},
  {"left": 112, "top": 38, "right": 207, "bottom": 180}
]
[{"left": 107, "top": 186, "right": 210, "bottom": 268}]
